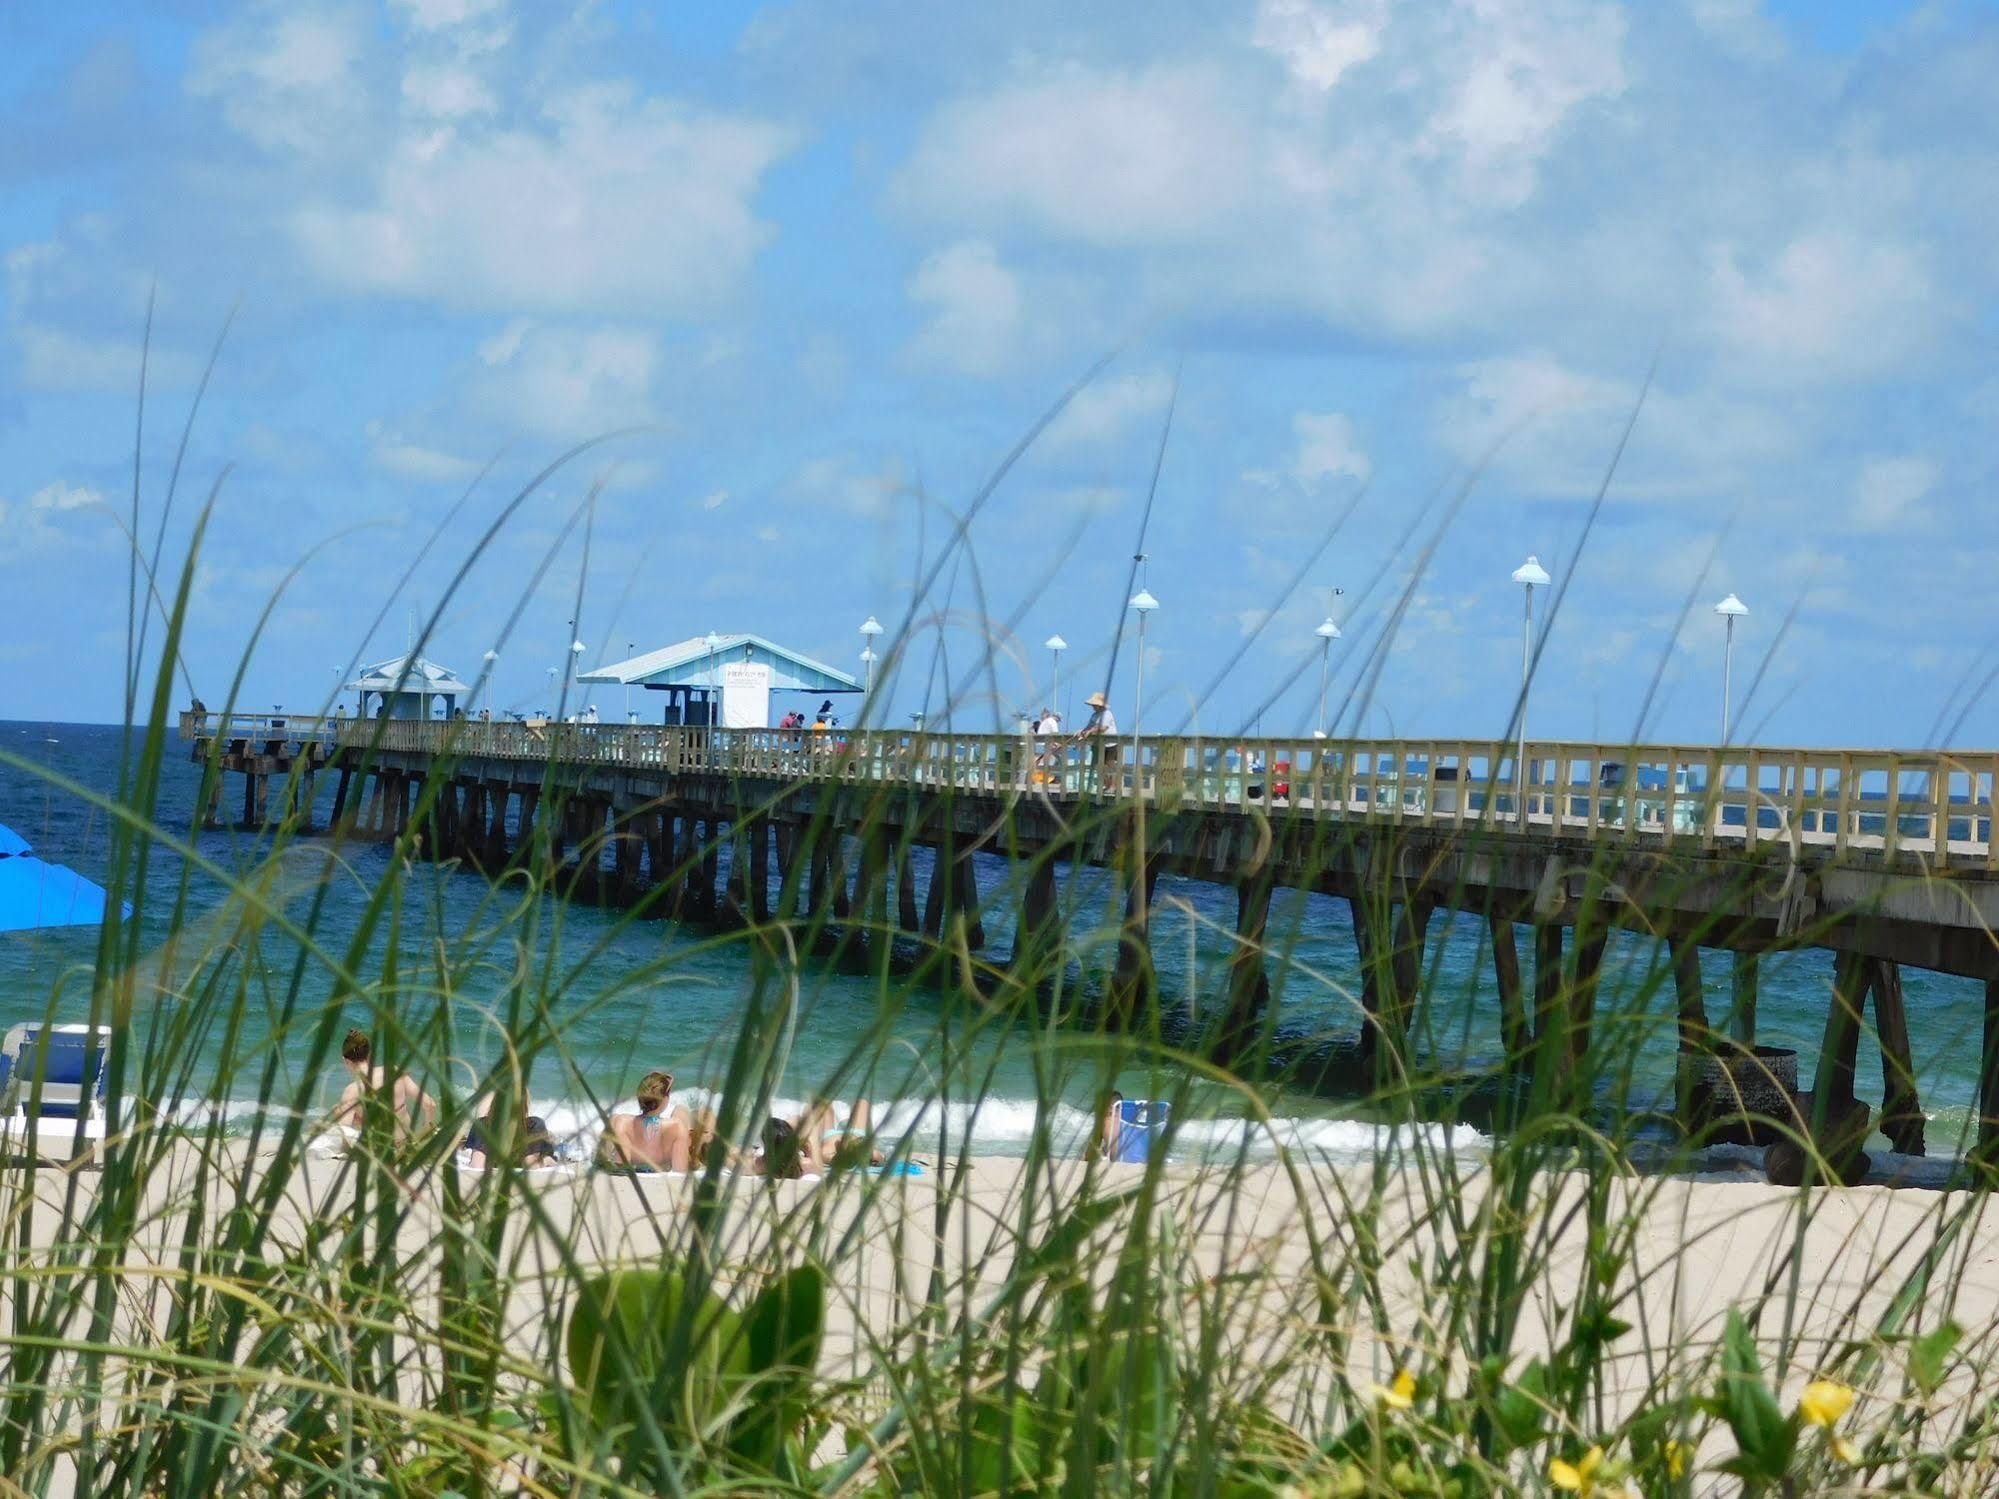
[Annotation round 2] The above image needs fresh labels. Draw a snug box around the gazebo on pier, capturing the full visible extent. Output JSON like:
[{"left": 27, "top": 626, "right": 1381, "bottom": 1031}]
[
  {"left": 579, "top": 633, "right": 860, "bottom": 727},
  {"left": 345, "top": 653, "right": 473, "bottom": 720}
]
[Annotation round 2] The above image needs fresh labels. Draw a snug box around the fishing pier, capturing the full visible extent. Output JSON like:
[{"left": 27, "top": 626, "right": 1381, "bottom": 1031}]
[{"left": 181, "top": 709, "right": 1999, "bottom": 1165}]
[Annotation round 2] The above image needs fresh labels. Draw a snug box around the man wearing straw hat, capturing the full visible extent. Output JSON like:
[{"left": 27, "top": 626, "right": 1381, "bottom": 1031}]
[{"left": 1079, "top": 690, "right": 1119, "bottom": 790}]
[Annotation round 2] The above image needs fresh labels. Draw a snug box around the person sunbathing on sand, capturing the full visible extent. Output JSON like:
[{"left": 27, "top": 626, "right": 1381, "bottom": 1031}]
[
  {"left": 745, "top": 1116, "right": 808, "bottom": 1179},
  {"left": 793, "top": 1098, "right": 884, "bottom": 1170},
  {"left": 599, "top": 1070, "right": 687, "bottom": 1172},
  {"left": 330, "top": 1028, "right": 437, "bottom": 1140},
  {"left": 463, "top": 1078, "right": 557, "bottom": 1169},
  {"left": 685, "top": 1107, "right": 720, "bottom": 1171}
]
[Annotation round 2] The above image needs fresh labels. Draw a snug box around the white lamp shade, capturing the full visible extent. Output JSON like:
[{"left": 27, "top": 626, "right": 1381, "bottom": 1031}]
[
  {"left": 1045, "top": 634, "right": 1068, "bottom": 652},
  {"left": 1315, "top": 617, "right": 1341, "bottom": 639},
  {"left": 482, "top": 649, "right": 499, "bottom": 661},
  {"left": 859, "top": 615, "right": 884, "bottom": 637},
  {"left": 704, "top": 632, "right": 722, "bottom": 650},
  {"left": 570, "top": 640, "right": 586, "bottom": 653},
  {"left": 1512, "top": 555, "right": 1551, "bottom": 587},
  {"left": 860, "top": 647, "right": 876, "bottom": 662},
  {"left": 1714, "top": 593, "right": 1749, "bottom": 617},
  {"left": 1129, "top": 589, "right": 1159, "bottom": 613}
]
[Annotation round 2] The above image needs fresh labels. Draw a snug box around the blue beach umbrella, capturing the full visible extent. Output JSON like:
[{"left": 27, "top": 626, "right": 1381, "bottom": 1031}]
[{"left": 0, "top": 823, "right": 127, "bottom": 933}]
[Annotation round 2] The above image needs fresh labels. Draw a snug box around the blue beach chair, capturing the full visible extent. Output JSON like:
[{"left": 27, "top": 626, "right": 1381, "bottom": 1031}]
[
  {"left": 0, "top": 1025, "right": 110, "bottom": 1118},
  {"left": 1114, "top": 1099, "right": 1170, "bottom": 1164}
]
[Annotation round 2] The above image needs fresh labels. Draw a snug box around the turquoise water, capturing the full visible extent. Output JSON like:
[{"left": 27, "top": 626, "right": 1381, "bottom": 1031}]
[{"left": 1, "top": 720, "right": 1988, "bottom": 1169}]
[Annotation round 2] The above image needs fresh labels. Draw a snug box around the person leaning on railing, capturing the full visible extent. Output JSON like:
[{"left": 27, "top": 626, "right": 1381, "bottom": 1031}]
[{"left": 1076, "top": 691, "right": 1118, "bottom": 791}]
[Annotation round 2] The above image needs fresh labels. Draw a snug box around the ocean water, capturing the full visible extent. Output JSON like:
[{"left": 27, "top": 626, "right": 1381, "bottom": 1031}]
[{"left": 2, "top": 720, "right": 1990, "bottom": 1171}]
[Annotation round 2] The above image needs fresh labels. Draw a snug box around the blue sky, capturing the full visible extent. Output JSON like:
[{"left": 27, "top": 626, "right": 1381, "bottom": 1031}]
[{"left": 2, "top": 0, "right": 1995, "bottom": 745}]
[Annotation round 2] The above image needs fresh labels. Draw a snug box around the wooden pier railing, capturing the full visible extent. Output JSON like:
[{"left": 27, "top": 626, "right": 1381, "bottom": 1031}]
[{"left": 179, "top": 711, "right": 1999, "bottom": 867}]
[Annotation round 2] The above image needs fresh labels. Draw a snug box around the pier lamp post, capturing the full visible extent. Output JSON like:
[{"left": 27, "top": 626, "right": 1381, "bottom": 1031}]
[
  {"left": 1129, "top": 586, "right": 1159, "bottom": 780},
  {"left": 544, "top": 665, "right": 557, "bottom": 710},
  {"left": 859, "top": 615, "right": 883, "bottom": 699},
  {"left": 1045, "top": 634, "right": 1068, "bottom": 724},
  {"left": 1511, "top": 554, "right": 1551, "bottom": 824},
  {"left": 1714, "top": 593, "right": 1748, "bottom": 742},
  {"left": 623, "top": 641, "right": 634, "bottom": 722},
  {"left": 570, "top": 639, "right": 586, "bottom": 703},
  {"left": 1314, "top": 617, "right": 1341, "bottom": 738},
  {"left": 482, "top": 650, "right": 498, "bottom": 718}
]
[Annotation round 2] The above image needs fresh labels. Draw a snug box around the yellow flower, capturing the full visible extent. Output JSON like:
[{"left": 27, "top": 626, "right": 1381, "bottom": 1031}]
[
  {"left": 1372, "top": 1367, "right": 1416, "bottom": 1410},
  {"left": 1662, "top": 1439, "right": 1688, "bottom": 1478},
  {"left": 1830, "top": 1433, "right": 1860, "bottom": 1466},
  {"left": 1550, "top": 1446, "right": 1603, "bottom": 1492},
  {"left": 1798, "top": 1380, "right": 1854, "bottom": 1429}
]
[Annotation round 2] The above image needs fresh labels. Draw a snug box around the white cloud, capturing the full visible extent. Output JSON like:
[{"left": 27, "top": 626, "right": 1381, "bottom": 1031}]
[
  {"left": 368, "top": 425, "right": 481, "bottom": 483},
  {"left": 30, "top": 480, "right": 102, "bottom": 512},
  {"left": 1417, "top": 0, "right": 1627, "bottom": 207},
  {"left": 905, "top": 240, "right": 1026, "bottom": 376},
  {"left": 899, "top": 65, "right": 1258, "bottom": 247},
  {"left": 1851, "top": 456, "right": 1939, "bottom": 531},
  {"left": 401, "top": 61, "right": 494, "bottom": 119},
  {"left": 890, "top": 1, "right": 1985, "bottom": 400},
  {"left": 1, "top": 482, "right": 114, "bottom": 553},
  {"left": 1706, "top": 232, "right": 1944, "bottom": 382},
  {"left": 787, "top": 455, "right": 909, "bottom": 518},
  {"left": 1438, "top": 352, "right": 1797, "bottom": 498},
  {"left": 186, "top": 3, "right": 367, "bottom": 156},
  {"left": 290, "top": 87, "right": 792, "bottom": 317},
  {"left": 391, "top": 0, "right": 507, "bottom": 31},
  {"left": 754, "top": 524, "right": 781, "bottom": 543},
  {"left": 700, "top": 489, "right": 729, "bottom": 510},
  {"left": 1041, "top": 372, "right": 1173, "bottom": 452},
  {"left": 465, "top": 321, "right": 660, "bottom": 439},
  {"left": 1252, "top": 0, "right": 1387, "bottom": 92},
  {"left": 1290, "top": 410, "right": 1370, "bottom": 486},
  {"left": 13, "top": 326, "right": 151, "bottom": 392}
]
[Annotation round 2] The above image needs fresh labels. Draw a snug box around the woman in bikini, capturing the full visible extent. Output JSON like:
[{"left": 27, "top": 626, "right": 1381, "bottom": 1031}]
[
  {"left": 600, "top": 1070, "right": 687, "bottom": 1172},
  {"left": 792, "top": 1098, "right": 882, "bottom": 1171}
]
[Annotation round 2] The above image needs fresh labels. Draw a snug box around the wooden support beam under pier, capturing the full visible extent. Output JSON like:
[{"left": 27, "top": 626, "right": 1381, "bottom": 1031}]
[
  {"left": 1107, "top": 855, "right": 1160, "bottom": 1028},
  {"left": 1868, "top": 958, "right": 1924, "bottom": 1156},
  {"left": 1568, "top": 924, "right": 1609, "bottom": 1066},
  {"left": 1730, "top": 952, "right": 1760, "bottom": 1047},
  {"left": 1350, "top": 895, "right": 1393, "bottom": 1084},
  {"left": 1214, "top": 874, "right": 1273, "bottom": 1065},
  {"left": 1979, "top": 977, "right": 1999, "bottom": 1168},
  {"left": 1488, "top": 911, "right": 1528, "bottom": 1065},
  {"left": 1669, "top": 934, "right": 1708, "bottom": 1052},
  {"left": 1814, "top": 949, "right": 1870, "bottom": 1125},
  {"left": 896, "top": 842, "right": 921, "bottom": 935},
  {"left": 329, "top": 767, "right": 352, "bottom": 834},
  {"left": 1011, "top": 857, "right": 1060, "bottom": 977},
  {"left": 952, "top": 848, "right": 985, "bottom": 952}
]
